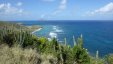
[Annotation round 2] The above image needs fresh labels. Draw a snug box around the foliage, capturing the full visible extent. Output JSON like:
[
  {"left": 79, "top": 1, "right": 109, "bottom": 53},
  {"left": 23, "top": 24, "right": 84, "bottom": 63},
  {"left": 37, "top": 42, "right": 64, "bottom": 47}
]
[
  {"left": 0, "top": 21, "right": 113, "bottom": 64},
  {"left": 0, "top": 44, "right": 58, "bottom": 64},
  {"left": 106, "top": 54, "right": 113, "bottom": 64}
]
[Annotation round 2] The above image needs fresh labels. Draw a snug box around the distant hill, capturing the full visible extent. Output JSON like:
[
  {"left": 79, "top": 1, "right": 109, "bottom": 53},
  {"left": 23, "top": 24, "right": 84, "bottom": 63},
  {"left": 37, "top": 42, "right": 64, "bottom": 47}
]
[{"left": 0, "top": 21, "right": 42, "bottom": 32}]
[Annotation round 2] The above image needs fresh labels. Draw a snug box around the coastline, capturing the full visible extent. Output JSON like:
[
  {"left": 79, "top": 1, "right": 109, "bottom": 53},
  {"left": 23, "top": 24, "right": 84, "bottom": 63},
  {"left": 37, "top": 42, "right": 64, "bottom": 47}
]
[
  {"left": 32, "top": 27, "right": 42, "bottom": 34},
  {"left": 25, "top": 25, "right": 42, "bottom": 33}
]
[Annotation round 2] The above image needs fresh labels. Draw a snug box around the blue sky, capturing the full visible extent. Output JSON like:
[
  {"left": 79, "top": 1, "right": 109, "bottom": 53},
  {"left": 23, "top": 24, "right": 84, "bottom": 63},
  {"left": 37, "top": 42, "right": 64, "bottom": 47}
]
[{"left": 0, "top": 0, "right": 113, "bottom": 21}]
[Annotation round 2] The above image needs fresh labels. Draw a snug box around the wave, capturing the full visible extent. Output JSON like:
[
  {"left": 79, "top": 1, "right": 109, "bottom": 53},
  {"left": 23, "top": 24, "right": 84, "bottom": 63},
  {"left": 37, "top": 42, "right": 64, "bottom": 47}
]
[
  {"left": 49, "top": 32, "right": 57, "bottom": 38},
  {"left": 49, "top": 25, "right": 63, "bottom": 39},
  {"left": 53, "top": 26, "right": 63, "bottom": 32},
  {"left": 55, "top": 29, "right": 63, "bottom": 32},
  {"left": 53, "top": 26, "right": 57, "bottom": 30}
]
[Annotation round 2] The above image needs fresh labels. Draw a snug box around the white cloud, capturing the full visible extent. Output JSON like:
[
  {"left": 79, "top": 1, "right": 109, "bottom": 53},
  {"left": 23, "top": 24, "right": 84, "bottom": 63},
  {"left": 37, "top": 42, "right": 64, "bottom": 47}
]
[
  {"left": 52, "top": 0, "right": 67, "bottom": 15},
  {"left": 40, "top": 0, "right": 67, "bottom": 18},
  {"left": 59, "top": 0, "right": 67, "bottom": 10},
  {"left": 0, "top": 3, "right": 24, "bottom": 15},
  {"left": 87, "top": 2, "right": 113, "bottom": 15},
  {"left": 17, "top": 2, "right": 22, "bottom": 6},
  {"left": 0, "top": 4, "right": 5, "bottom": 9}
]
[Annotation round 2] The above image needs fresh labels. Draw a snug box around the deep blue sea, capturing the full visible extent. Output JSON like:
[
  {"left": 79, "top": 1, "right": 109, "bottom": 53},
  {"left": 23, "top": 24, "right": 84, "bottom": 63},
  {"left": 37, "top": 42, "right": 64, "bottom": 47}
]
[{"left": 15, "top": 20, "right": 113, "bottom": 57}]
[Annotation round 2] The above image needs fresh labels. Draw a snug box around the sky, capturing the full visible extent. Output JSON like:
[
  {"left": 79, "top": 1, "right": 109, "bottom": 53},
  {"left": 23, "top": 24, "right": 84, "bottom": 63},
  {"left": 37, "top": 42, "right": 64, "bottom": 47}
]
[{"left": 0, "top": 0, "right": 113, "bottom": 21}]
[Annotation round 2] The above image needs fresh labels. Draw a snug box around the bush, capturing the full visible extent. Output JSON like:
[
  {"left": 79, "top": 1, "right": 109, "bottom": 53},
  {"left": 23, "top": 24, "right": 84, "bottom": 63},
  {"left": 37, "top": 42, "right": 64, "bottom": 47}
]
[{"left": 106, "top": 54, "right": 113, "bottom": 64}]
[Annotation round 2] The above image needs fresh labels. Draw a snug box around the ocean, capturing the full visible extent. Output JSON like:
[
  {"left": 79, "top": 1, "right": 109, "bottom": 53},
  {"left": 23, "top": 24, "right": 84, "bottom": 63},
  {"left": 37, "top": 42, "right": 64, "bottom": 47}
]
[{"left": 16, "top": 20, "right": 113, "bottom": 57}]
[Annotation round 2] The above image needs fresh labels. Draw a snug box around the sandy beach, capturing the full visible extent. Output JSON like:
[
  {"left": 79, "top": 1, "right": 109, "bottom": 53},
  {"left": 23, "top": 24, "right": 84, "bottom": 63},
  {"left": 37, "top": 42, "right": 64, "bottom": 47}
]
[{"left": 32, "top": 28, "right": 42, "bottom": 34}]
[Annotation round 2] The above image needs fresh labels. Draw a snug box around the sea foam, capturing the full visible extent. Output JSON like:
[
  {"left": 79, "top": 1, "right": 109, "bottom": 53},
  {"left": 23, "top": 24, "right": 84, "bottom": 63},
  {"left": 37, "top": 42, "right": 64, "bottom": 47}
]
[
  {"left": 49, "top": 26, "right": 63, "bottom": 38},
  {"left": 49, "top": 32, "right": 57, "bottom": 38},
  {"left": 53, "top": 26, "right": 63, "bottom": 32}
]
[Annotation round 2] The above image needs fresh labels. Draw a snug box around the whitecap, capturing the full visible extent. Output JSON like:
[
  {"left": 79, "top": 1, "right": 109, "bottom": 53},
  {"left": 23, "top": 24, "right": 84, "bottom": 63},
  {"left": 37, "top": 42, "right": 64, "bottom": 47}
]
[
  {"left": 49, "top": 32, "right": 57, "bottom": 38},
  {"left": 53, "top": 26, "right": 63, "bottom": 32},
  {"left": 53, "top": 26, "right": 57, "bottom": 30},
  {"left": 55, "top": 29, "right": 63, "bottom": 32}
]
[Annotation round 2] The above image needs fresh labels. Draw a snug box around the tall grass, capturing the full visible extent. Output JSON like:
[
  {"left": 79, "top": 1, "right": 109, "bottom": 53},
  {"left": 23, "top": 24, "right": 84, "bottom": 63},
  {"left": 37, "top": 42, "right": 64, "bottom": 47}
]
[
  {"left": 0, "top": 44, "right": 39, "bottom": 64},
  {"left": 0, "top": 44, "right": 58, "bottom": 64}
]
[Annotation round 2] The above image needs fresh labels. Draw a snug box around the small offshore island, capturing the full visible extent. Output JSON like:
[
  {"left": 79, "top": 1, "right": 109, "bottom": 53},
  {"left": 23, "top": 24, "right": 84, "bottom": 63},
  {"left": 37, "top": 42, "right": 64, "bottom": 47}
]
[{"left": 0, "top": 21, "right": 113, "bottom": 64}]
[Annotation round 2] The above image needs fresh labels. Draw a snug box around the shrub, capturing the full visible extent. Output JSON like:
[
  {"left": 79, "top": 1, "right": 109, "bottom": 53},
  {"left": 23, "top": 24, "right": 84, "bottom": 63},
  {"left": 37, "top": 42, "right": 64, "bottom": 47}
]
[{"left": 106, "top": 54, "right": 113, "bottom": 64}]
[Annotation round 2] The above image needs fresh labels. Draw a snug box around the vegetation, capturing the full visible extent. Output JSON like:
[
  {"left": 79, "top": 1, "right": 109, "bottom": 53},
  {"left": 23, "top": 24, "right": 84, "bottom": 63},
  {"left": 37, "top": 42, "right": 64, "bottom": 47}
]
[
  {"left": 0, "top": 44, "right": 57, "bottom": 64},
  {"left": 0, "top": 21, "right": 113, "bottom": 64}
]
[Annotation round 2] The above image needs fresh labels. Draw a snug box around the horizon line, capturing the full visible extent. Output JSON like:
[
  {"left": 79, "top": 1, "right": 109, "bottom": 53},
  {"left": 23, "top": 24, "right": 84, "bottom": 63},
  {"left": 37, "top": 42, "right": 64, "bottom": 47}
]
[{"left": 0, "top": 20, "right": 113, "bottom": 22}]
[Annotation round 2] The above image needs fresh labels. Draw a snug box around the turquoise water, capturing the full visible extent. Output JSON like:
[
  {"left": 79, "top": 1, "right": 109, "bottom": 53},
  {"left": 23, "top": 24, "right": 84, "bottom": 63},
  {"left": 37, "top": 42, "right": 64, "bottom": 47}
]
[{"left": 18, "top": 21, "right": 113, "bottom": 57}]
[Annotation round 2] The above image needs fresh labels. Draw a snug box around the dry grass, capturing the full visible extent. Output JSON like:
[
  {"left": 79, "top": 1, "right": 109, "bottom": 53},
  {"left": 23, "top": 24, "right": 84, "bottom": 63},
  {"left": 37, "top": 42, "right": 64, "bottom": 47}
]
[
  {"left": 0, "top": 44, "right": 57, "bottom": 64},
  {"left": 0, "top": 45, "right": 40, "bottom": 64},
  {"left": 0, "top": 44, "right": 40, "bottom": 64},
  {"left": 41, "top": 54, "right": 57, "bottom": 64}
]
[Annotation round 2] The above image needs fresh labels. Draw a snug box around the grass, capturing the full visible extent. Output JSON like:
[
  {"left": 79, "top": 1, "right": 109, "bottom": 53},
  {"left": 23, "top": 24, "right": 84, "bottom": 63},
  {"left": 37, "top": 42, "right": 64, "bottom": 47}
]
[
  {"left": 0, "top": 44, "right": 40, "bottom": 64},
  {"left": 0, "top": 44, "right": 58, "bottom": 64}
]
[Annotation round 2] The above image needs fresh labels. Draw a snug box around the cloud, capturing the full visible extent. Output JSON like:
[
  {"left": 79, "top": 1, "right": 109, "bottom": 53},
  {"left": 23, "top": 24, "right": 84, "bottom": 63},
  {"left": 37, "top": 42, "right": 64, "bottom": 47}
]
[
  {"left": 0, "top": 3, "right": 24, "bottom": 16},
  {"left": 52, "top": 0, "right": 67, "bottom": 15},
  {"left": 17, "top": 2, "right": 22, "bottom": 6},
  {"left": 59, "top": 0, "right": 67, "bottom": 10},
  {"left": 87, "top": 2, "right": 113, "bottom": 16},
  {"left": 40, "top": 0, "right": 67, "bottom": 19}
]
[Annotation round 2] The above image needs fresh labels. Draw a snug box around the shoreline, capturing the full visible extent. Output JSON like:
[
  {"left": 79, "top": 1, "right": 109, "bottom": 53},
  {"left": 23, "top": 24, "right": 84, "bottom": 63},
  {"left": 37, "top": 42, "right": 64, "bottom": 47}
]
[
  {"left": 32, "top": 28, "right": 42, "bottom": 34},
  {"left": 26, "top": 25, "right": 42, "bottom": 34}
]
